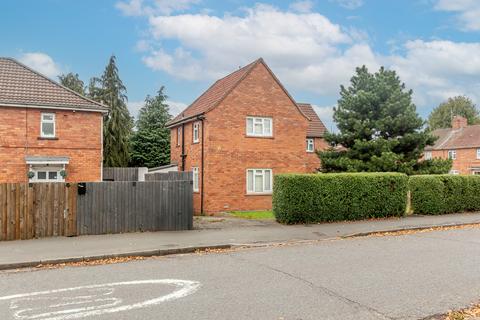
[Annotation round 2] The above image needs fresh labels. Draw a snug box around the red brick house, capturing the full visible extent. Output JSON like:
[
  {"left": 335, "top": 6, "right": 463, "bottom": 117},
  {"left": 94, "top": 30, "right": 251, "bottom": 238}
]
[
  {"left": 0, "top": 57, "right": 108, "bottom": 183},
  {"left": 424, "top": 115, "right": 480, "bottom": 175},
  {"left": 168, "top": 58, "right": 328, "bottom": 214}
]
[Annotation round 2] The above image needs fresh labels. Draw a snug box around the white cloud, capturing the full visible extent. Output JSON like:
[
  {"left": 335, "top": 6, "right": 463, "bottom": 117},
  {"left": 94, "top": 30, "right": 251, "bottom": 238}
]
[
  {"left": 128, "top": 99, "right": 187, "bottom": 119},
  {"left": 313, "top": 105, "right": 336, "bottom": 132},
  {"left": 128, "top": 101, "right": 145, "bottom": 119},
  {"left": 289, "top": 1, "right": 314, "bottom": 13},
  {"left": 116, "top": 0, "right": 144, "bottom": 16},
  {"left": 144, "top": 4, "right": 351, "bottom": 82},
  {"left": 18, "top": 52, "right": 62, "bottom": 78},
  {"left": 168, "top": 100, "right": 188, "bottom": 116},
  {"left": 330, "top": 0, "right": 364, "bottom": 10},
  {"left": 434, "top": 0, "right": 480, "bottom": 31},
  {"left": 388, "top": 40, "right": 480, "bottom": 107},
  {"left": 127, "top": 2, "right": 480, "bottom": 119},
  {"left": 116, "top": 0, "right": 199, "bottom": 16}
]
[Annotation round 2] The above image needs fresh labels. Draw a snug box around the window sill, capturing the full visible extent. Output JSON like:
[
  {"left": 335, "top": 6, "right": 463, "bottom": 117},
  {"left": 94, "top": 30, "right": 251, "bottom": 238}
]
[
  {"left": 37, "top": 137, "right": 58, "bottom": 140},
  {"left": 192, "top": 141, "right": 200, "bottom": 144},
  {"left": 246, "top": 192, "right": 272, "bottom": 196},
  {"left": 307, "top": 150, "right": 315, "bottom": 153},
  {"left": 245, "top": 135, "right": 274, "bottom": 139}
]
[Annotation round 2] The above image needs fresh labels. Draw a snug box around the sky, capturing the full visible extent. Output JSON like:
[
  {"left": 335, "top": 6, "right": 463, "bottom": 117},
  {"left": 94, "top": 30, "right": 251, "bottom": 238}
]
[{"left": 1, "top": 0, "right": 480, "bottom": 131}]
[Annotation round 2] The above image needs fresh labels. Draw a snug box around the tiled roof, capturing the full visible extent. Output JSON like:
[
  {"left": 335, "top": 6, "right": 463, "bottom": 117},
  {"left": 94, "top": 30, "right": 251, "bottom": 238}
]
[
  {"left": 297, "top": 103, "right": 328, "bottom": 137},
  {"left": 167, "top": 58, "right": 309, "bottom": 126},
  {"left": 168, "top": 59, "right": 259, "bottom": 126},
  {"left": 0, "top": 57, "right": 108, "bottom": 112},
  {"left": 426, "top": 125, "right": 480, "bottom": 150}
]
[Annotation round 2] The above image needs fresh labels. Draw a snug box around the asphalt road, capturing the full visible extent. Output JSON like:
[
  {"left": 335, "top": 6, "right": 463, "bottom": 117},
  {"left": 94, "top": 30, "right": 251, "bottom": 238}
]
[{"left": 1, "top": 227, "right": 480, "bottom": 320}]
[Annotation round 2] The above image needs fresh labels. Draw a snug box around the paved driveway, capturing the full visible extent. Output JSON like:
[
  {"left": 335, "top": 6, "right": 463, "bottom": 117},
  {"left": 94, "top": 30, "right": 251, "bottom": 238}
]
[{"left": 1, "top": 227, "right": 480, "bottom": 319}]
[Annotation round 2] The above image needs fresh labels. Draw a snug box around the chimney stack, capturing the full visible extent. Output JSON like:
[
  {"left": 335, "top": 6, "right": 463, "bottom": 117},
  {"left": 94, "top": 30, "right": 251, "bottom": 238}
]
[{"left": 452, "top": 115, "right": 468, "bottom": 129}]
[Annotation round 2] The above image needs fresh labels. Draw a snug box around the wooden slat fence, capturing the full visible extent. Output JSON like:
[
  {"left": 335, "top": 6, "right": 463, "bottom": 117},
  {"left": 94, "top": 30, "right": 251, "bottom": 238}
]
[
  {"left": 145, "top": 171, "right": 193, "bottom": 181},
  {"left": 103, "top": 167, "right": 140, "bottom": 181},
  {"left": 0, "top": 180, "right": 192, "bottom": 241},
  {"left": 0, "top": 183, "right": 77, "bottom": 241},
  {"left": 76, "top": 181, "right": 193, "bottom": 235}
]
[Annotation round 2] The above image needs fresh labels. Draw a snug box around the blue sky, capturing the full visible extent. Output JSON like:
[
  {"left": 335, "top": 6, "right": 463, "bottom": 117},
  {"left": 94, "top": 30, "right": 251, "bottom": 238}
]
[{"left": 1, "top": 0, "right": 480, "bottom": 131}]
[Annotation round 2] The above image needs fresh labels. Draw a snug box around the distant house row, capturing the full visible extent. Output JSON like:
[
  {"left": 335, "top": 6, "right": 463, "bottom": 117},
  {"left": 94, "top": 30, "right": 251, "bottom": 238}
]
[
  {"left": 0, "top": 57, "right": 479, "bottom": 214},
  {"left": 424, "top": 115, "right": 480, "bottom": 175}
]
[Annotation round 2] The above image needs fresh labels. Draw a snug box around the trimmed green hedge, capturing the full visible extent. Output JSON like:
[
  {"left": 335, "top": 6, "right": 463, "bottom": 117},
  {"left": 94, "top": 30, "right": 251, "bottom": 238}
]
[
  {"left": 273, "top": 173, "right": 408, "bottom": 224},
  {"left": 409, "top": 175, "right": 480, "bottom": 215}
]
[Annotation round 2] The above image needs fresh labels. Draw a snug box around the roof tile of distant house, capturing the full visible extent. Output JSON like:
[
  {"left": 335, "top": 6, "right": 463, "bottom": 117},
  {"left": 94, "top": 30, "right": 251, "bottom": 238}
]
[
  {"left": 0, "top": 57, "right": 108, "bottom": 112},
  {"left": 425, "top": 125, "right": 480, "bottom": 150},
  {"left": 167, "top": 58, "right": 308, "bottom": 126},
  {"left": 297, "top": 103, "right": 328, "bottom": 137}
]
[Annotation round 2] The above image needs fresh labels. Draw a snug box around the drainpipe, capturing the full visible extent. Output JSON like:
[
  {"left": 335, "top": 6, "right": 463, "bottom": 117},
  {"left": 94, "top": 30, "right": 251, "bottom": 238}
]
[
  {"left": 181, "top": 123, "right": 186, "bottom": 171},
  {"left": 200, "top": 118, "right": 205, "bottom": 215}
]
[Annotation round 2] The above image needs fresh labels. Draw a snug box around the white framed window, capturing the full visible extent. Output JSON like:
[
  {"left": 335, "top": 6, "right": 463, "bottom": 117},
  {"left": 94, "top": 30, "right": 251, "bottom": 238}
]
[
  {"left": 450, "top": 169, "right": 459, "bottom": 175},
  {"left": 193, "top": 122, "right": 200, "bottom": 143},
  {"left": 477, "top": 149, "right": 480, "bottom": 160},
  {"left": 246, "top": 117, "right": 272, "bottom": 137},
  {"left": 40, "top": 113, "right": 55, "bottom": 138},
  {"left": 29, "top": 167, "right": 64, "bottom": 182},
  {"left": 246, "top": 169, "right": 272, "bottom": 194},
  {"left": 192, "top": 167, "right": 199, "bottom": 192},
  {"left": 448, "top": 150, "right": 456, "bottom": 160},
  {"left": 306, "top": 138, "right": 314, "bottom": 152},
  {"left": 424, "top": 151, "right": 432, "bottom": 160},
  {"left": 177, "top": 127, "right": 181, "bottom": 146}
]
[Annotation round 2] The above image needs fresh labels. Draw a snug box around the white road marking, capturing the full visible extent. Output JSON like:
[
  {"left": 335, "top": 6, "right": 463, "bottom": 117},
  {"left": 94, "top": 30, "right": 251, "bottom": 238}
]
[{"left": 0, "top": 279, "right": 201, "bottom": 320}]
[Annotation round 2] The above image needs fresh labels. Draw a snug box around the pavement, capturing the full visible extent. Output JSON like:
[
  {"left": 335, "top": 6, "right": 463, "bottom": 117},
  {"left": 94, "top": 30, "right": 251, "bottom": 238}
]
[
  {"left": 0, "top": 212, "right": 480, "bottom": 270},
  {"left": 2, "top": 226, "right": 480, "bottom": 319}
]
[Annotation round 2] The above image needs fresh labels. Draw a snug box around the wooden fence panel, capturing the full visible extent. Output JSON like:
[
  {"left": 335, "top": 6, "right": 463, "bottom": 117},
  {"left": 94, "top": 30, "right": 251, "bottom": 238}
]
[
  {"left": 0, "top": 180, "right": 192, "bottom": 240},
  {"left": 145, "top": 171, "right": 193, "bottom": 181},
  {"left": 103, "top": 167, "right": 139, "bottom": 181},
  {"left": 0, "top": 183, "right": 73, "bottom": 241},
  {"left": 77, "top": 181, "right": 193, "bottom": 235}
]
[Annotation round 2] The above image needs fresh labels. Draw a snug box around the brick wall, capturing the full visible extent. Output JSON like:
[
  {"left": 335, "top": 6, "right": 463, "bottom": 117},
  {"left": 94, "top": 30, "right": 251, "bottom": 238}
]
[
  {"left": 430, "top": 148, "right": 480, "bottom": 174},
  {"left": 170, "top": 120, "right": 204, "bottom": 213},
  {"left": 0, "top": 106, "right": 103, "bottom": 183},
  {"left": 305, "top": 137, "right": 329, "bottom": 173}
]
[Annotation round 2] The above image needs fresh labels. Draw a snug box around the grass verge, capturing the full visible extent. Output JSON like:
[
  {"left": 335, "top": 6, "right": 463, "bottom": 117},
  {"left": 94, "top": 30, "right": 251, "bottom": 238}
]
[{"left": 229, "top": 210, "right": 274, "bottom": 220}]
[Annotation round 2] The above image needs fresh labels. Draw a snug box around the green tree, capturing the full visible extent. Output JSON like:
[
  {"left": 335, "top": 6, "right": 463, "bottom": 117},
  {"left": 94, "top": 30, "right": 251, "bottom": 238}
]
[
  {"left": 318, "top": 65, "right": 450, "bottom": 175},
  {"left": 90, "top": 55, "right": 133, "bottom": 167},
  {"left": 130, "top": 87, "right": 172, "bottom": 167},
  {"left": 427, "top": 96, "right": 480, "bottom": 130},
  {"left": 58, "top": 72, "right": 85, "bottom": 95}
]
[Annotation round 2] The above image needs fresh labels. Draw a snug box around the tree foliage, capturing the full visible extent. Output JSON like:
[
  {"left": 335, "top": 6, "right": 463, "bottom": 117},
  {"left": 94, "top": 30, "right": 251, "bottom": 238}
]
[
  {"left": 130, "top": 86, "right": 172, "bottom": 168},
  {"left": 89, "top": 55, "right": 133, "bottom": 167},
  {"left": 427, "top": 96, "right": 480, "bottom": 130},
  {"left": 318, "top": 65, "right": 451, "bottom": 175},
  {"left": 58, "top": 73, "right": 85, "bottom": 95}
]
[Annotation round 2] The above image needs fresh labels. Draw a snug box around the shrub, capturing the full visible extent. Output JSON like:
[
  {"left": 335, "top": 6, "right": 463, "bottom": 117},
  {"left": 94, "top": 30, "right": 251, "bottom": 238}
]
[
  {"left": 409, "top": 175, "right": 480, "bottom": 215},
  {"left": 408, "top": 175, "right": 445, "bottom": 214},
  {"left": 273, "top": 172, "right": 408, "bottom": 224}
]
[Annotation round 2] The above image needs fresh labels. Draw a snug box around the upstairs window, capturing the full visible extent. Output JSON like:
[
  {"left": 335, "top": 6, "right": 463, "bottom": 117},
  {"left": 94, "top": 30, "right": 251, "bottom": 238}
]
[
  {"left": 41, "top": 113, "right": 55, "bottom": 138},
  {"left": 246, "top": 117, "right": 272, "bottom": 137},
  {"left": 246, "top": 169, "right": 272, "bottom": 194},
  {"left": 177, "top": 127, "right": 181, "bottom": 146},
  {"left": 477, "top": 149, "right": 480, "bottom": 160},
  {"left": 193, "top": 122, "right": 200, "bottom": 143},
  {"left": 424, "top": 151, "right": 432, "bottom": 160},
  {"left": 306, "top": 138, "right": 314, "bottom": 152},
  {"left": 448, "top": 150, "right": 456, "bottom": 160}
]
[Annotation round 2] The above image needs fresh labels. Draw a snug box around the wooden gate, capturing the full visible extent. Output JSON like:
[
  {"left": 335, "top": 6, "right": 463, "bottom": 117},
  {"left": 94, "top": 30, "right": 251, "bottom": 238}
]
[{"left": 0, "top": 183, "right": 77, "bottom": 241}]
